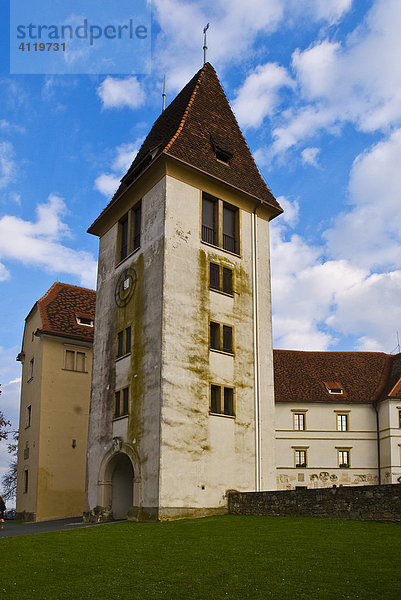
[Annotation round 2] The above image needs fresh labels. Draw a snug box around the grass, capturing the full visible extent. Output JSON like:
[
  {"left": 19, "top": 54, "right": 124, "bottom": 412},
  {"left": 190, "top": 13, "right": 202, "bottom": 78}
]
[{"left": 0, "top": 515, "right": 400, "bottom": 600}]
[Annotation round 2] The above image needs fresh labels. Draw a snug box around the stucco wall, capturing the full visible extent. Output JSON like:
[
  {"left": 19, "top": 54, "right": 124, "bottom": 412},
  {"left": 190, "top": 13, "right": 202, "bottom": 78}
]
[{"left": 275, "top": 402, "right": 378, "bottom": 489}]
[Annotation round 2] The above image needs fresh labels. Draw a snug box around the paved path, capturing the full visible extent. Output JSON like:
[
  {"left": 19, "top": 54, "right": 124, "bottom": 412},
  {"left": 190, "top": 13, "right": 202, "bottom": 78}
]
[{"left": 0, "top": 517, "right": 107, "bottom": 538}]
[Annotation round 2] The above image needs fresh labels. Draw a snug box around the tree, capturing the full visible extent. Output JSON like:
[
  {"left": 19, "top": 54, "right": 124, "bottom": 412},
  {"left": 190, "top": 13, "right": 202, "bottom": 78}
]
[{"left": 1, "top": 432, "right": 18, "bottom": 502}]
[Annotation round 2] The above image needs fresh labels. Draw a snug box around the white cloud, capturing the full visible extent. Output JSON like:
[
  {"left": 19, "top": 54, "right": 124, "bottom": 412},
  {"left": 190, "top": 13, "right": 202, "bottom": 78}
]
[
  {"left": 0, "top": 141, "right": 16, "bottom": 189},
  {"left": 271, "top": 127, "right": 401, "bottom": 353},
  {"left": 94, "top": 141, "right": 142, "bottom": 198},
  {"left": 97, "top": 76, "right": 146, "bottom": 110},
  {"left": 94, "top": 174, "right": 120, "bottom": 197},
  {"left": 270, "top": 0, "right": 401, "bottom": 156},
  {"left": 287, "top": 0, "right": 353, "bottom": 24},
  {"left": 324, "top": 128, "right": 401, "bottom": 270},
  {"left": 0, "top": 195, "right": 97, "bottom": 288},
  {"left": 301, "top": 146, "right": 320, "bottom": 167},
  {"left": 151, "top": 0, "right": 352, "bottom": 93},
  {"left": 232, "top": 63, "right": 294, "bottom": 129}
]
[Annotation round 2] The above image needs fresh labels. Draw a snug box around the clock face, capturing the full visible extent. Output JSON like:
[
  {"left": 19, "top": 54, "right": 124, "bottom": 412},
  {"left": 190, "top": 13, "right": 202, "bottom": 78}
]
[{"left": 115, "top": 267, "right": 137, "bottom": 307}]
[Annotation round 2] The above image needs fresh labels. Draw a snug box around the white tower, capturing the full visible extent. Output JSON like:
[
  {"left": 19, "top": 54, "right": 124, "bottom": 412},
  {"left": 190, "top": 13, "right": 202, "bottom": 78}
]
[{"left": 85, "top": 63, "right": 282, "bottom": 521}]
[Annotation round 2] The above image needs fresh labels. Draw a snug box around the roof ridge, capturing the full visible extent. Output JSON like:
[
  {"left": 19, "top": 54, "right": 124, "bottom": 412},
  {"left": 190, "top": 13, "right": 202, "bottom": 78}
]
[
  {"left": 163, "top": 63, "right": 208, "bottom": 154},
  {"left": 273, "top": 349, "right": 389, "bottom": 356}
]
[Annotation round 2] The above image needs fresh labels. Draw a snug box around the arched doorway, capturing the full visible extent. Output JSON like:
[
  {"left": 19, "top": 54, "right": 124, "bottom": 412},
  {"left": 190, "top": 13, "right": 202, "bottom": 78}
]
[{"left": 111, "top": 453, "right": 134, "bottom": 519}]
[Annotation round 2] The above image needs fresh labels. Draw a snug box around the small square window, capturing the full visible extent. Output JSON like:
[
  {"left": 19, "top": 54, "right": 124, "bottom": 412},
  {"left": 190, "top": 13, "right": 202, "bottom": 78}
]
[{"left": 210, "top": 384, "right": 235, "bottom": 417}]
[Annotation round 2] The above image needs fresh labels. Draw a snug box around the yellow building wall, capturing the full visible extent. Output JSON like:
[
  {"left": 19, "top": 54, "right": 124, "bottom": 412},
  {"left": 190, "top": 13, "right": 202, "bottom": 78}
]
[
  {"left": 16, "top": 307, "right": 43, "bottom": 519},
  {"left": 35, "top": 336, "right": 92, "bottom": 521}
]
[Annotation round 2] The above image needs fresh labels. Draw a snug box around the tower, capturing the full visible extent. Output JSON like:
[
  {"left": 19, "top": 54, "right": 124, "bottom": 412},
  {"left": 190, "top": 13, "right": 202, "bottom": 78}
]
[{"left": 85, "top": 63, "right": 282, "bottom": 521}]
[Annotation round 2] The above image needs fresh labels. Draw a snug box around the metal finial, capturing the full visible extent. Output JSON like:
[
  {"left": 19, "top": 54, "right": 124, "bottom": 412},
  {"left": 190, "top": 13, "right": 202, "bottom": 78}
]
[
  {"left": 162, "top": 75, "right": 166, "bottom": 113},
  {"left": 203, "top": 23, "right": 210, "bottom": 65}
]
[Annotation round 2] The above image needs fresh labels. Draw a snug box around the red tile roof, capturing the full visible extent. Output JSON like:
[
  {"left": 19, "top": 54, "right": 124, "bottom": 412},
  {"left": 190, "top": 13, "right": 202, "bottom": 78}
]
[
  {"left": 36, "top": 282, "right": 96, "bottom": 343},
  {"left": 273, "top": 349, "right": 398, "bottom": 404},
  {"left": 89, "top": 63, "right": 282, "bottom": 234}
]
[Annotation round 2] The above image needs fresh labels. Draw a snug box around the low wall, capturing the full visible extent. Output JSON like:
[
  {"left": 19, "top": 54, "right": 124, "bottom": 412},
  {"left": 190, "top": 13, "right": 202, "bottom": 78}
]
[{"left": 227, "top": 484, "right": 401, "bottom": 522}]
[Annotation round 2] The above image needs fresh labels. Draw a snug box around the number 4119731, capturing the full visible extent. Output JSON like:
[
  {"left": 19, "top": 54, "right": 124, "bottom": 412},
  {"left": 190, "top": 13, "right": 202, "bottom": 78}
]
[{"left": 18, "top": 42, "right": 66, "bottom": 51}]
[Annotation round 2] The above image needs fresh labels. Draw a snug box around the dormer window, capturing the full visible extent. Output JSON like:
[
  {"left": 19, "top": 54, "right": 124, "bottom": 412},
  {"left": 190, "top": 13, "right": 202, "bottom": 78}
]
[
  {"left": 324, "top": 381, "right": 344, "bottom": 395},
  {"left": 215, "top": 147, "right": 232, "bottom": 165},
  {"left": 76, "top": 316, "right": 94, "bottom": 327}
]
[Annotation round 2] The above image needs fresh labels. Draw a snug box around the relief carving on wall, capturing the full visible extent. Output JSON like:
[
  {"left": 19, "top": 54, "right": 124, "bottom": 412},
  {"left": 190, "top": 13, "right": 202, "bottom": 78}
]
[{"left": 112, "top": 437, "right": 122, "bottom": 453}]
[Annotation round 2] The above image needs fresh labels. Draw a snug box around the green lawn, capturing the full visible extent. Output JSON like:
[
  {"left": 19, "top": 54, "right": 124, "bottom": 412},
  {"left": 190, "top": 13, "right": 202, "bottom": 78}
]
[{"left": 1, "top": 515, "right": 400, "bottom": 599}]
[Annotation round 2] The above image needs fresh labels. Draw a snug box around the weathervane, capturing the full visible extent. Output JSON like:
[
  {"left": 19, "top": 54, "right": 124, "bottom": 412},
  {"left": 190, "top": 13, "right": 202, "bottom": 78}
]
[
  {"left": 162, "top": 75, "right": 166, "bottom": 112},
  {"left": 203, "top": 23, "right": 210, "bottom": 64}
]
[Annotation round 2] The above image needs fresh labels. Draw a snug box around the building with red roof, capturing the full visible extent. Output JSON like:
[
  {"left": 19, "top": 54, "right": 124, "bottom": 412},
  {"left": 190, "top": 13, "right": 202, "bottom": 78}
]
[
  {"left": 274, "top": 350, "right": 401, "bottom": 490},
  {"left": 15, "top": 282, "right": 95, "bottom": 521}
]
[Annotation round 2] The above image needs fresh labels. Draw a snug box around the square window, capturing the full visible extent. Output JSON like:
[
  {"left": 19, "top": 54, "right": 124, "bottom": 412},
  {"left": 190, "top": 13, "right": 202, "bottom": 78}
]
[
  {"left": 209, "top": 262, "right": 233, "bottom": 295},
  {"left": 210, "top": 384, "right": 235, "bottom": 417}
]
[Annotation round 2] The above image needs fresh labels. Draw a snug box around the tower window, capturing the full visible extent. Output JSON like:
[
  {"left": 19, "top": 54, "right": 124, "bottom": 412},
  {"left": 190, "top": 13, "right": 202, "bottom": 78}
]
[
  {"left": 202, "top": 195, "right": 217, "bottom": 246},
  {"left": 201, "top": 193, "right": 240, "bottom": 255},
  {"left": 114, "top": 387, "right": 129, "bottom": 418},
  {"left": 116, "top": 201, "right": 142, "bottom": 264},
  {"left": 210, "top": 384, "right": 235, "bottom": 417},
  {"left": 223, "top": 203, "right": 238, "bottom": 253},
  {"left": 116, "top": 326, "right": 132, "bottom": 358},
  {"left": 209, "top": 321, "right": 233, "bottom": 354},
  {"left": 209, "top": 262, "right": 233, "bottom": 296}
]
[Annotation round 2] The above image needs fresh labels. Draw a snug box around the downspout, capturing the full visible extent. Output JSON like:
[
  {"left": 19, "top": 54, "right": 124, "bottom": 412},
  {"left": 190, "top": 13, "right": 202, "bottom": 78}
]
[
  {"left": 251, "top": 205, "right": 262, "bottom": 491},
  {"left": 374, "top": 401, "right": 381, "bottom": 485}
]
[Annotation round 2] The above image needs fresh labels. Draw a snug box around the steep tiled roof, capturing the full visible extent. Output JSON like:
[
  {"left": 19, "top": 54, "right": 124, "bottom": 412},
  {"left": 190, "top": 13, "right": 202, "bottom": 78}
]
[
  {"left": 383, "top": 353, "right": 401, "bottom": 399},
  {"left": 36, "top": 282, "right": 96, "bottom": 343},
  {"left": 273, "top": 350, "right": 393, "bottom": 404},
  {"left": 89, "top": 63, "right": 282, "bottom": 233}
]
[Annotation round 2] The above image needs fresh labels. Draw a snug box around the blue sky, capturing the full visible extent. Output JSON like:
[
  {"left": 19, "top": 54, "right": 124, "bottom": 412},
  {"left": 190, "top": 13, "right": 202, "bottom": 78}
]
[{"left": 1, "top": 0, "right": 401, "bottom": 484}]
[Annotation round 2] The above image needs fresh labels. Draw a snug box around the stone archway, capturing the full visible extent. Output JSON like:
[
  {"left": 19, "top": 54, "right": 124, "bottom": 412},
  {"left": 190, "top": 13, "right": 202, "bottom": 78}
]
[
  {"left": 111, "top": 453, "right": 134, "bottom": 519},
  {"left": 97, "top": 441, "right": 141, "bottom": 520}
]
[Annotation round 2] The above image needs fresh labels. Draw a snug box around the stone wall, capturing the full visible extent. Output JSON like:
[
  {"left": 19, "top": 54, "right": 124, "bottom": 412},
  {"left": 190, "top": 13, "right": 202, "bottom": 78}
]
[{"left": 227, "top": 484, "right": 401, "bottom": 522}]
